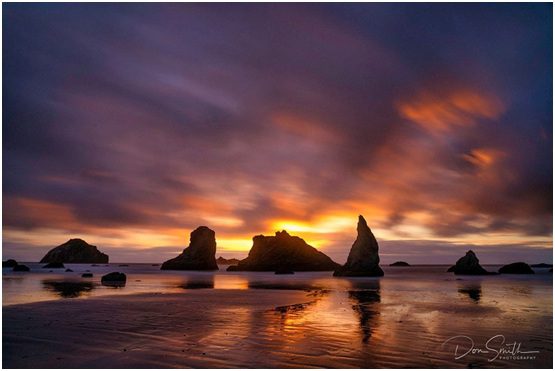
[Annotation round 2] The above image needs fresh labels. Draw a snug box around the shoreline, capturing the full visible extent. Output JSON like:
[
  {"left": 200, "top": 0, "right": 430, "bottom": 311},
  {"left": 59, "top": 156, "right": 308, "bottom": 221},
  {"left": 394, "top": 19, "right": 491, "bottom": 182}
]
[{"left": 3, "top": 282, "right": 553, "bottom": 368}]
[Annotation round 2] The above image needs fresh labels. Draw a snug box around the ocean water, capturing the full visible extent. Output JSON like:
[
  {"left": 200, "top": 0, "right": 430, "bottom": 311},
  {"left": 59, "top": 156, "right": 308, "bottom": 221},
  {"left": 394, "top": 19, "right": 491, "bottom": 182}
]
[{"left": 2, "top": 264, "right": 553, "bottom": 368}]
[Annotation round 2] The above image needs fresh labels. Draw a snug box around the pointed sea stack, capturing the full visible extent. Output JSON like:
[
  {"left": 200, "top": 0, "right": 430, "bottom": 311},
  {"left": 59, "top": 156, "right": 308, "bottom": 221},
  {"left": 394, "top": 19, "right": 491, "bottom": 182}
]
[
  {"left": 40, "top": 239, "right": 108, "bottom": 264},
  {"left": 161, "top": 226, "right": 218, "bottom": 270},
  {"left": 226, "top": 230, "right": 340, "bottom": 272},
  {"left": 334, "top": 215, "right": 384, "bottom": 277},
  {"left": 447, "top": 250, "right": 492, "bottom": 275}
]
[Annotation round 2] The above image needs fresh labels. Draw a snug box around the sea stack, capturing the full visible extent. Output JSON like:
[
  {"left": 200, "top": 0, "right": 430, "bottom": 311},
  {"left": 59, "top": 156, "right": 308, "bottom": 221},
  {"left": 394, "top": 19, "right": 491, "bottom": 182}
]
[
  {"left": 161, "top": 226, "right": 218, "bottom": 270},
  {"left": 40, "top": 239, "right": 108, "bottom": 264},
  {"left": 447, "top": 250, "right": 492, "bottom": 275},
  {"left": 227, "top": 230, "right": 340, "bottom": 272},
  {"left": 498, "top": 262, "right": 535, "bottom": 274},
  {"left": 390, "top": 261, "right": 410, "bottom": 267},
  {"left": 334, "top": 215, "right": 384, "bottom": 277},
  {"left": 2, "top": 259, "right": 18, "bottom": 268}
]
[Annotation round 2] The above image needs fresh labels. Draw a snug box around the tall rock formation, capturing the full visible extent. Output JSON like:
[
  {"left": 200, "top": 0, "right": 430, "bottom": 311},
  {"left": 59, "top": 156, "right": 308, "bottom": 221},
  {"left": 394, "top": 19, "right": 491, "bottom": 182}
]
[
  {"left": 40, "top": 239, "right": 108, "bottom": 264},
  {"left": 161, "top": 226, "right": 218, "bottom": 270},
  {"left": 447, "top": 250, "right": 492, "bottom": 275},
  {"left": 227, "top": 230, "right": 340, "bottom": 272},
  {"left": 334, "top": 215, "right": 384, "bottom": 277}
]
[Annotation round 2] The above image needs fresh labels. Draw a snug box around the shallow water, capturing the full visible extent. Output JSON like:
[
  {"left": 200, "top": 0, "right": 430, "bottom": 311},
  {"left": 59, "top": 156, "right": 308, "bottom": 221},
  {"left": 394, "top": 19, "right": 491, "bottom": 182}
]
[{"left": 3, "top": 264, "right": 553, "bottom": 367}]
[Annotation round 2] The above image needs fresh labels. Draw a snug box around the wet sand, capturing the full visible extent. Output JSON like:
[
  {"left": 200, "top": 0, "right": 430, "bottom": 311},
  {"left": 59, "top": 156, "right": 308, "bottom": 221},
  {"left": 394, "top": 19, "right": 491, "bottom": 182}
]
[
  {"left": 4, "top": 285, "right": 553, "bottom": 368},
  {"left": 3, "top": 266, "right": 553, "bottom": 368}
]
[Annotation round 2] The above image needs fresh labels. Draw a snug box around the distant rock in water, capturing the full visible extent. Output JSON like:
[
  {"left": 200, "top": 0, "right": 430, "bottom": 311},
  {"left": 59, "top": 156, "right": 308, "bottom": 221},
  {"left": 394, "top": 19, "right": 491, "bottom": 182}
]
[
  {"left": 334, "top": 215, "right": 384, "bottom": 277},
  {"left": 389, "top": 261, "right": 410, "bottom": 267},
  {"left": 65, "top": 268, "right": 73, "bottom": 272},
  {"left": 40, "top": 239, "right": 109, "bottom": 264},
  {"left": 275, "top": 267, "right": 295, "bottom": 275},
  {"left": 448, "top": 250, "right": 492, "bottom": 275},
  {"left": 499, "top": 262, "right": 534, "bottom": 274},
  {"left": 3, "top": 259, "right": 18, "bottom": 268},
  {"left": 530, "top": 263, "right": 552, "bottom": 268},
  {"left": 43, "top": 262, "right": 65, "bottom": 269},
  {"left": 101, "top": 272, "right": 126, "bottom": 286},
  {"left": 216, "top": 256, "right": 241, "bottom": 265},
  {"left": 13, "top": 264, "right": 30, "bottom": 272},
  {"left": 161, "top": 226, "right": 218, "bottom": 270},
  {"left": 226, "top": 230, "right": 340, "bottom": 272},
  {"left": 82, "top": 273, "right": 93, "bottom": 278}
]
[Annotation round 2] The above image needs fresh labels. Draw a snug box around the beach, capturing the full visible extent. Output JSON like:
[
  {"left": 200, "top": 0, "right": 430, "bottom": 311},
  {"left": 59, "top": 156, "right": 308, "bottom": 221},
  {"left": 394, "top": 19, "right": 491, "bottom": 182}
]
[{"left": 2, "top": 264, "right": 552, "bottom": 368}]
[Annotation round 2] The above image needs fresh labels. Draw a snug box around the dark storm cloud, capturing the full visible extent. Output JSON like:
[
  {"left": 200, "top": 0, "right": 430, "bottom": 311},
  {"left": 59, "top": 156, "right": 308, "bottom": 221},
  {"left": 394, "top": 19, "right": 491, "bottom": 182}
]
[{"left": 2, "top": 3, "right": 552, "bottom": 261}]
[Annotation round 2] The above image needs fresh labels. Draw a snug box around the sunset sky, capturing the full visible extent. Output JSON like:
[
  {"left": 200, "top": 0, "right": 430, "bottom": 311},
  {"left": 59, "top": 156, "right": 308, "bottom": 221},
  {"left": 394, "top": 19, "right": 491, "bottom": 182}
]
[{"left": 3, "top": 3, "right": 553, "bottom": 264}]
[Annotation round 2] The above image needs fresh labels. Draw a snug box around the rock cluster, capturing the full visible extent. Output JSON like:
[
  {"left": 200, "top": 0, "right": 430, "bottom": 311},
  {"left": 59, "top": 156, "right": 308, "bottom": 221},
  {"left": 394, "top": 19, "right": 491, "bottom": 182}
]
[
  {"left": 447, "top": 250, "right": 492, "bottom": 275},
  {"left": 40, "top": 239, "right": 108, "bottom": 264},
  {"left": 13, "top": 264, "right": 30, "bottom": 272},
  {"left": 227, "top": 230, "right": 340, "bottom": 272},
  {"left": 3, "top": 259, "right": 18, "bottom": 268}
]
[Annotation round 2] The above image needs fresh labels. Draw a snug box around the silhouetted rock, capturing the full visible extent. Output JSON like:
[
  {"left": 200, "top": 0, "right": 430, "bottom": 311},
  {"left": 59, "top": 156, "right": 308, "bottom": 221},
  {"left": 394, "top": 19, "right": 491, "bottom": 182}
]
[
  {"left": 275, "top": 268, "right": 295, "bottom": 275},
  {"left": 81, "top": 273, "right": 93, "bottom": 278},
  {"left": 226, "top": 230, "right": 340, "bottom": 272},
  {"left": 530, "top": 263, "right": 553, "bottom": 268},
  {"left": 161, "top": 226, "right": 218, "bottom": 270},
  {"left": 389, "top": 261, "right": 410, "bottom": 267},
  {"left": 334, "top": 216, "right": 384, "bottom": 277},
  {"left": 448, "top": 250, "right": 492, "bottom": 275},
  {"left": 499, "top": 262, "right": 534, "bottom": 274},
  {"left": 101, "top": 272, "right": 126, "bottom": 286},
  {"left": 3, "top": 259, "right": 18, "bottom": 268},
  {"left": 118, "top": 264, "right": 129, "bottom": 267},
  {"left": 40, "top": 239, "right": 108, "bottom": 264},
  {"left": 65, "top": 269, "right": 73, "bottom": 272},
  {"left": 13, "top": 264, "right": 30, "bottom": 272},
  {"left": 216, "top": 256, "right": 241, "bottom": 265},
  {"left": 43, "top": 262, "right": 65, "bottom": 269}
]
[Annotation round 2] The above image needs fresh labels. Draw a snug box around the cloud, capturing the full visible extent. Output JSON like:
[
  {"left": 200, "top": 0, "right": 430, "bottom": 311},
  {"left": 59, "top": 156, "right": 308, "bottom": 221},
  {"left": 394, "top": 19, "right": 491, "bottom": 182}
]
[
  {"left": 397, "top": 89, "right": 505, "bottom": 133},
  {"left": 2, "top": 3, "right": 552, "bottom": 262}
]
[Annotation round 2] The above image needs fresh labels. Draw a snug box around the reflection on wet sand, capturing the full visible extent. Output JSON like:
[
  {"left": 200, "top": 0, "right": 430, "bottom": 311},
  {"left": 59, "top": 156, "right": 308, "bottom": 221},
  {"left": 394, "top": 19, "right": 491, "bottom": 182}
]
[
  {"left": 179, "top": 275, "right": 250, "bottom": 290},
  {"left": 248, "top": 282, "right": 323, "bottom": 291},
  {"left": 42, "top": 280, "right": 96, "bottom": 298},
  {"left": 458, "top": 284, "right": 482, "bottom": 303},
  {"left": 3, "top": 267, "right": 552, "bottom": 368},
  {"left": 348, "top": 280, "right": 381, "bottom": 343},
  {"left": 179, "top": 276, "right": 215, "bottom": 290}
]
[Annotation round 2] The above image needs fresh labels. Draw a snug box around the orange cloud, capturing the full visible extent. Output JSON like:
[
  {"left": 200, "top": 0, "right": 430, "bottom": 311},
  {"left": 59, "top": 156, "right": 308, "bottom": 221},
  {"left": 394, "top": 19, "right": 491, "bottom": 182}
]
[
  {"left": 397, "top": 89, "right": 504, "bottom": 132},
  {"left": 462, "top": 148, "right": 506, "bottom": 169},
  {"left": 4, "top": 197, "right": 78, "bottom": 230}
]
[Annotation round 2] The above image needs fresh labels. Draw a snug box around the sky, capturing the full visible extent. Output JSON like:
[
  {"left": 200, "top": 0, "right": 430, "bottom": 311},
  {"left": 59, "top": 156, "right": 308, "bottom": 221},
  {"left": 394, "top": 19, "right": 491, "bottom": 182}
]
[{"left": 3, "top": 3, "right": 553, "bottom": 264}]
